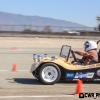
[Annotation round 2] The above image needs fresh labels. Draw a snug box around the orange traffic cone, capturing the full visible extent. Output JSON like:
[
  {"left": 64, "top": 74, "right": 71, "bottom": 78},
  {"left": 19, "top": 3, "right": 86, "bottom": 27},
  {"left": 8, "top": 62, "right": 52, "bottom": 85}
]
[
  {"left": 33, "top": 47, "right": 37, "bottom": 49},
  {"left": 12, "top": 63, "right": 18, "bottom": 72},
  {"left": 74, "top": 80, "right": 84, "bottom": 95},
  {"left": 12, "top": 47, "right": 16, "bottom": 51},
  {"left": 17, "top": 47, "right": 20, "bottom": 50},
  {"left": 58, "top": 47, "right": 61, "bottom": 49}
]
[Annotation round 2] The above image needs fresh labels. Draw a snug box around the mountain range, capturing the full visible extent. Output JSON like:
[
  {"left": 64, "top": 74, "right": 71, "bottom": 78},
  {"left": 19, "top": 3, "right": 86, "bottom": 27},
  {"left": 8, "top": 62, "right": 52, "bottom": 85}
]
[{"left": 0, "top": 11, "right": 93, "bottom": 32}]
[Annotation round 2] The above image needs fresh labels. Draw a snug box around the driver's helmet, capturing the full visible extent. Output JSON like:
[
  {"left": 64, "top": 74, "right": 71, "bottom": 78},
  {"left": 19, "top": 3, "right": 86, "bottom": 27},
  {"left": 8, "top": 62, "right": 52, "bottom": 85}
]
[{"left": 84, "top": 41, "right": 97, "bottom": 52}]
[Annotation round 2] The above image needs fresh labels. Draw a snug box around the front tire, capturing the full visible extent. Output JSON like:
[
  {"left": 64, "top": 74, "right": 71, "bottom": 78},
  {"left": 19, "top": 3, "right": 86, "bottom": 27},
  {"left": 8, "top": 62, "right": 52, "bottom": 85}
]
[{"left": 39, "top": 63, "right": 61, "bottom": 85}]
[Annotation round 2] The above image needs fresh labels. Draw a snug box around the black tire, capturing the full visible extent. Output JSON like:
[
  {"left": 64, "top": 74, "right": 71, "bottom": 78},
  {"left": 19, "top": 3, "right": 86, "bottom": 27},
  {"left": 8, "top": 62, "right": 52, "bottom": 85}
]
[{"left": 39, "top": 63, "right": 61, "bottom": 85}]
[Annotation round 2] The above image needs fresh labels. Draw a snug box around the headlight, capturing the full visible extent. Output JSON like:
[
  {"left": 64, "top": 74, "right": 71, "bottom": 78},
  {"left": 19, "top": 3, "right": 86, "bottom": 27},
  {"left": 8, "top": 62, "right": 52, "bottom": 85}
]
[
  {"left": 51, "top": 56, "right": 55, "bottom": 59},
  {"left": 44, "top": 54, "right": 47, "bottom": 57},
  {"left": 38, "top": 55, "right": 43, "bottom": 62},
  {"left": 33, "top": 54, "right": 38, "bottom": 62}
]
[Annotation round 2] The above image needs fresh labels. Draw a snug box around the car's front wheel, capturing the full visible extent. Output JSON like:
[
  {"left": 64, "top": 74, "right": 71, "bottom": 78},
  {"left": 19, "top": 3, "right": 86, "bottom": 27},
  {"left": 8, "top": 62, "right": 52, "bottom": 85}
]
[{"left": 39, "top": 63, "right": 61, "bottom": 85}]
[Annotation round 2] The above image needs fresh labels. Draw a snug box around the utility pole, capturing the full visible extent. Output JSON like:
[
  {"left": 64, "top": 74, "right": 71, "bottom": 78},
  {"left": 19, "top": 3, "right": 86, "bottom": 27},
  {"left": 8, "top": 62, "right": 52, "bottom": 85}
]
[{"left": 97, "top": 16, "right": 100, "bottom": 31}]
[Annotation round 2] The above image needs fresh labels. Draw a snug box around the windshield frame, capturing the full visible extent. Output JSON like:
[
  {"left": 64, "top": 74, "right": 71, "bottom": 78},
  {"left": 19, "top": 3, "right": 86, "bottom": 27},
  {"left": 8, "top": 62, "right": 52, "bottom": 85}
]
[{"left": 60, "top": 45, "right": 71, "bottom": 61}]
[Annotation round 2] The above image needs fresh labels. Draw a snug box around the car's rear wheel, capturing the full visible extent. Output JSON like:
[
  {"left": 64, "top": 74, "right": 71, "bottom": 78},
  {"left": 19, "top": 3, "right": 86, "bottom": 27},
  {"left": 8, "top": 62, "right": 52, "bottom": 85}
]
[{"left": 39, "top": 63, "right": 61, "bottom": 85}]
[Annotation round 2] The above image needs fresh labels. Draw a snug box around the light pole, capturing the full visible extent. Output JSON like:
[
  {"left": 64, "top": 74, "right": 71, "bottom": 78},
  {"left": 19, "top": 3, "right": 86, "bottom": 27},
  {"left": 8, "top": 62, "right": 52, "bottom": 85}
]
[{"left": 97, "top": 16, "right": 100, "bottom": 31}]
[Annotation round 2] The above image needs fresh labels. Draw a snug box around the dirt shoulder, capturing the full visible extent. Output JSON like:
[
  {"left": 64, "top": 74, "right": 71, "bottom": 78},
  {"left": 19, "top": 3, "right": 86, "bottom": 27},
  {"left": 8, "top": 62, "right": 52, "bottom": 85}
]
[
  {"left": 0, "top": 33, "right": 100, "bottom": 39},
  {"left": 0, "top": 37, "right": 98, "bottom": 48}
]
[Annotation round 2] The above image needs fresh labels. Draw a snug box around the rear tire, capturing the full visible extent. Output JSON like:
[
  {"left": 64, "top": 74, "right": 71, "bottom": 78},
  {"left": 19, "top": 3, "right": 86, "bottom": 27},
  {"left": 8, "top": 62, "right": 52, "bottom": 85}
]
[{"left": 39, "top": 63, "right": 61, "bottom": 85}]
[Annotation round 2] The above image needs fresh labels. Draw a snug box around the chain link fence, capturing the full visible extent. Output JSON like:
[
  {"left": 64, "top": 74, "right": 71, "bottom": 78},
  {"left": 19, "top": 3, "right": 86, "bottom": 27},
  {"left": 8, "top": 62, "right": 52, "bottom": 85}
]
[{"left": 0, "top": 24, "right": 94, "bottom": 32}]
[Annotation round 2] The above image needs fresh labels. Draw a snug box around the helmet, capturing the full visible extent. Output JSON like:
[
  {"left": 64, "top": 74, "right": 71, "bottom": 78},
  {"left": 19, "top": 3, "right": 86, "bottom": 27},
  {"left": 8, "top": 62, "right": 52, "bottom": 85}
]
[{"left": 84, "top": 41, "right": 97, "bottom": 51}]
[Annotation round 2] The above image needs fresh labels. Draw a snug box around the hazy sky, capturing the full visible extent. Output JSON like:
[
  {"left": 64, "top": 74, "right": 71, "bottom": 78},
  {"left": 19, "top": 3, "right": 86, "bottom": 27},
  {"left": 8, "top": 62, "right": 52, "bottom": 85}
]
[{"left": 0, "top": 0, "right": 100, "bottom": 27}]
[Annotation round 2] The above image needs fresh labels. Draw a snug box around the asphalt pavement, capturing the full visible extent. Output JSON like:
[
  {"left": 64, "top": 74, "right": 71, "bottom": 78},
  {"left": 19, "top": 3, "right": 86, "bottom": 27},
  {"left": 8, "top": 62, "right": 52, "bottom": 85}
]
[{"left": 0, "top": 48, "right": 100, "bottom": 100}]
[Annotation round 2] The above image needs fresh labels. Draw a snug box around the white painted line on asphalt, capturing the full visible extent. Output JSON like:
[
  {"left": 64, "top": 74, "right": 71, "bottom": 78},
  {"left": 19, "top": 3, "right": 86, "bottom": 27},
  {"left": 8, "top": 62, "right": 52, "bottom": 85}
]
[
  {"left": 0, "top": 95, "right": 76, "bottom": 98},
  {"left": 0, "top": 70, "right": 9, "bottom": 71},
  {"left": 18, "top": 70, "right": 29, "bottom": 72},
  {"left": 0, "top": 70, "right": 29, "bottom": 72}
]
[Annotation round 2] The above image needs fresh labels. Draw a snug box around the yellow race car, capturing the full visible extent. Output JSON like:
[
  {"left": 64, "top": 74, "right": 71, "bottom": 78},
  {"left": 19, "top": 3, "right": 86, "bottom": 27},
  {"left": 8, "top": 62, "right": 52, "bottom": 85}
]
[{"left": 30, "top": 40, "right": 100, "bottom": 85}]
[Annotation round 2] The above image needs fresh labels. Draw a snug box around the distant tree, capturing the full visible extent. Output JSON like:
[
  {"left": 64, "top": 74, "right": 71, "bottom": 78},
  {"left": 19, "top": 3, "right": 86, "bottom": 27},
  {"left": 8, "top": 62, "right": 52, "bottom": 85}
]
[
  {"left": 43, "top": 26, "right": 52, "bottom": 33},
  {"left": 63, "top": 30, "right": 68, "bottom": 33},
  {"left": 22, "top": 29, "right": 38, "bottom": 33},
  {"left": 22, "top": 29, "right": 32, "bottom": 32}
]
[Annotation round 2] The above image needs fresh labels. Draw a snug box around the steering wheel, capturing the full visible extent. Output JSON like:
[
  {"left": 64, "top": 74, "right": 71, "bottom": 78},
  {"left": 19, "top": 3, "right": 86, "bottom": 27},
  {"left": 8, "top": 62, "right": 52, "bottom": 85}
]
[{"left": 71, "top": 50, "right": 77, "bottom": 61}]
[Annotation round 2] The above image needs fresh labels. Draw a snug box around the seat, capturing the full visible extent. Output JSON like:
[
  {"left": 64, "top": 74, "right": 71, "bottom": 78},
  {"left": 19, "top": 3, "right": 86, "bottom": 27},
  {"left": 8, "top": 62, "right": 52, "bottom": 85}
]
[{"left": 90, "top": 50, "right": 100, "bottom": 64}]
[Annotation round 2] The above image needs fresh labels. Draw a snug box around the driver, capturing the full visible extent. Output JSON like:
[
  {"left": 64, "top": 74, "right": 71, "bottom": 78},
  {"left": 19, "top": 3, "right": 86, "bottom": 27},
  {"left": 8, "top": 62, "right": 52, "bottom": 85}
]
[{"left": 72, "top": 41, "right": 98, "bottom": 66}]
